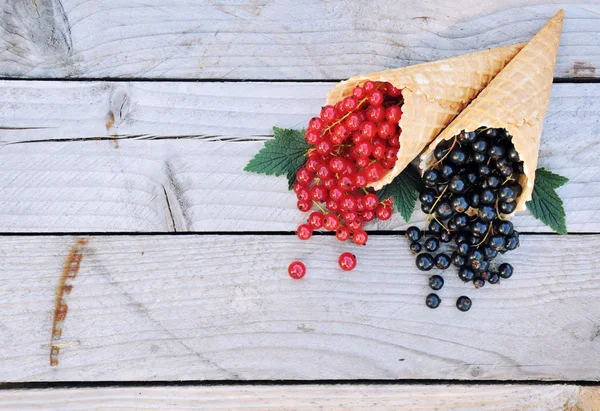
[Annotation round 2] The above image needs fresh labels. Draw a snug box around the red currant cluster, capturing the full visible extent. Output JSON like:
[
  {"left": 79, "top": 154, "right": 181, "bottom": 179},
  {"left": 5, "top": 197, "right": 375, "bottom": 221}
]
[{"left": 288, "top": 81, "right": 404, "bottom": 279}]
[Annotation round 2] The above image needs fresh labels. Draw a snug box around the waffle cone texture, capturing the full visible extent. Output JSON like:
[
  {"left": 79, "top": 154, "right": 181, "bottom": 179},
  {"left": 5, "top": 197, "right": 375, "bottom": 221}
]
[
  {"left": 420, "top": 10, "right": 564, "bottom": 214},
  {"left": 327, "top": 44, "right": 525, "bottom": 190}
]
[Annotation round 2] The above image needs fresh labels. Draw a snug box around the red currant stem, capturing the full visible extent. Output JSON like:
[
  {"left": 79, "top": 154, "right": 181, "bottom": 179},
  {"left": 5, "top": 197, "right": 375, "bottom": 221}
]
[
  {"left": 474, "top": 222, "right": 493, "bottom": 247},
  {"left": 321, "top": 96, "right": 370, "bottom": 136},
  {"left": 311, "top": 200, "right": 327, "bottom": 214},
  {"left": 362, "top": 188, "right": 369, "bottom": 195},
  {"left": 425, "top": 185, "right": 448, "bottom": 223},
  {"left": 432, "top": 135, "right": 457, "bottom": 167}
]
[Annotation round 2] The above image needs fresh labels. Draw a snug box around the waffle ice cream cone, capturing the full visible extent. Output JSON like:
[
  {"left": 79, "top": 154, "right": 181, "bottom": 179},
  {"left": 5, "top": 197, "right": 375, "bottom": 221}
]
[
  {"left": 419, "top": 10, "right": 564, "bottom": 214},
  {"left": 327, "top": 44, "right": 525, "bottom": 190}
]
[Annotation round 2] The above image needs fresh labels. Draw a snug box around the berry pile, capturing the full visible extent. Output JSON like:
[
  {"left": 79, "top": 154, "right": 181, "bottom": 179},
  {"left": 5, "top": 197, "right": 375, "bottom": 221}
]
[
  {"left": 408, "top": 128, "right": 523, "bottom": 311},
  {"left": 289, "top": 81, "right": 404, "bottom": 279}
]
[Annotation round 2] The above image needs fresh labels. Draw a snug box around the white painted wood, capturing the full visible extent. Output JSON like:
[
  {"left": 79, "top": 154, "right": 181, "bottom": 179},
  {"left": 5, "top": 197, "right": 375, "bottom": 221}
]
[
  {"left": 0, "top": 2, "right": 598, "bottom": 79},
  {"left": 0, "top": 384, "right": 585, "bottom": 410},
  {"left": 0, "top": 234, "right": 599, "bottom": 381},
  {"left": 0, "top": 82, "right": 597, "bottom": 233}
]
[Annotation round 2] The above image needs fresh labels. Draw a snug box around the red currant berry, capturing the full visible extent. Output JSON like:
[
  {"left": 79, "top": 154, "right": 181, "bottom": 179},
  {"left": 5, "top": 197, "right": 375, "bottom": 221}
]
[
  {"left": 332, "top": 124, "right": 350, "bottom": 143},
  {"left": 320, "top": 105, "right": 337, "bottom": 124},
  {"left": 341, "top": 96, "right": 358, "bottom": 112},
  {"left": 308, "top": 117, "right": 324, "bottom": 132},
  {"left": 305, "top": 130, "right": 320, "bottom": 145},
  {"left": 388, "top": 134, "right": 400, "bottom": 148},
  {"left": 293, "top": 182, "right": 303, "bottom": 194},
  {"left": 308, "top": 211, "right": 324, "bottom": 229},
  {"left": 363, "top": 80, "right": 376, "bottom": 93},
  {"left": 323, "top": 214, "right": 340, "bottom": 231},
  {"left": 326, "top": 199, "right": 339, "bottom": 212},
  {"left": 343, "top": 210, "right": 358, "bottom": 222},
  {"left": 355, "top": 195, "right": 365, "bottom": 211},
  {"left": 310, "top": 185, "right": 327, "bottom": 202},
  {"left": 340, "top": 195, "right": 357, "bottom": 212},
  {"left": 329, "top": 157, "right": 346, "bottom": 174},
  {"left": 366, "top": 105, "right": 385, "bottom": 123},
  {"left": 387, "top": 85, "right": 402, "bottom": 97},
  {"left": 297, "top": 188, "right": 311, "bottom": 203},
  {"left": 353, "top": 229, "right": 368, "bottom": 245},
  {"left": 354, "top": 171, "right": 368, "bottom": 188},
  {"left": 367, "top": 90, "right": 384, "bottom": 106},
  {"left": 375, "top": 204, "right": 392, "bottom": 220},
  {"left": 366, "top": 163, "right": 384, "bottom": 182},
  {"left": 347, "top": 217, "right": 363, "bottom": 231},
  {"left": 338, "top": 175, "right": 354, "bottom": 190},
  {"left": 382, "top": 156, "right": 396, "bottom": 169},
  {"left": 296, "top": 168, "right": 312, "bottom": 185},
  {"left": 355, "top": 141, "right": 373, "bottom": 158},
  {"left": 316, "top": 164, "right": 332, "bottom": 180},
  {"left": 345, "top": 113, "right": 362, "bottom": 131},
  {"left": 372, "top": 145, "right": 386, "bottom": 159},
  {"left": 288, "top": 261, "right": 306, "bottom": 280},
  {"left": 359, "top": 121, "right": 377, "bottom": 140},
  {"left": 307, "top": 149, "right": 321, "bottom": 159},
  {"left": 383, "top": 197, "right": 394, "bottom": 207},
  {"left": 316, "top": 139, "right": 333, "bottom": 156},
  {"left": 356, "top": 157, "right": 369, "bottom": 168},
  {"left": 336, "top": 226, "right": 351, "bottom": 242},
  {"left": 297, "top": 224, "right": 313, "bottom": 240},
  {"left": 323, "top": 178, "right": 336, "bottom": 189},
  {"left": 361, "top": 209, "right": 375, "bottom": 222},
  {"left": 385, "top": 147, "right": 398, "bottom": 162},
  {"left": 334, "top": 101, "right": 345, "bottom": 117},
  {"left": 297, "top": 199, "right": 312, "bottom": 212},
  {"left": 338, "top": 252, "right": 357, "bottom": 271},
  {"left": 329, "top": 187, "right": 344, "bottom": 202},
  {"left": 352, "top": 86, "right": 366, "bottom": 100},
  {"left": 351, "top": 133, "right": 363, "bottom": 146},
  {"left": 363, "top": 193, "right": 379, "bottom": 210},
  {"left": 385, "top": 106, "right": 402, "bottom": 123},
  {"left": 305, "top": 158, "right": 321, "bottom": 173},
  {"left": 377, "top": 121, "right": 395, "bottom": 139}
]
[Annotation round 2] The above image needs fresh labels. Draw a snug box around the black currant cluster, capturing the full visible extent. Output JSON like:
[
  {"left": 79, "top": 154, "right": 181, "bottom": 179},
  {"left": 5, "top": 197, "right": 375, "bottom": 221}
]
[{"left": 407, "top": 128, "right": 523, "bottom": 311}]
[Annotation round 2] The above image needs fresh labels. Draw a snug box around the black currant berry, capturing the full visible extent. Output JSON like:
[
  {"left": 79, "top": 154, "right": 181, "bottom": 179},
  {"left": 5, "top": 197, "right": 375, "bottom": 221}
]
[
  {"left": 494, "top": 220, "right": 514, "bottom": 236},
  {"left": 440, "top": 230, "right": 453, "bottom": 243},
  {"left": 488, "top": 272, "right": 500, "bottom": 284},
  {"left": 406, "top": 226, "right": 422, "bottom": 242},
  {"left": 473, "top": 152, "right": 487, "bottom": 164},
  {"left": 451, "top": 252, "right": 466, "bottom": 267},
  {"left": 470, "top": 220, "right": 489, "bottom": 238},
  {"left": 436, "top": 201, "right": 454, "bottom": 220},
  {"left": 470, "top": 192, "right": 481, "bottom": 208},
  {"left": 478, "top": 164, "right": 491, "bottom": 176},
  {"left": 507, "top": 146, "right": 519, "bottom": 162},
  {"left": 473, "top": 277, "right": 485, "bottom": 289},
  {"left": 482, "top": 245, "right": 498, "bottom": 259},
  {"left": 478, "top": 205, "right": 497, "bottom": 222},
  {"left": 486, "top": 174, "right": 501, "bottom": 189},
  {"left": 498, "top": 263, "right": 513, "bottom": 278},
  {"left": 458, "top": 131, "right": 477, "bottom": 143},
  {"left": 434, "top": 253, "right": 451, "bottom": 270},
  {"left": 409, "top": 241, "right": 422, "bottom": 254},
  {"left": 424, "top": 237, "right": 440, "bottom": 252},
  {"left": 419, "top": 188, "right": 437, "bottom": 205},
  {"left": 421, "top": 203, "right": 433, "bottom": 213},
  {"left": 499, "top": 165, "right": 513, "bottom": 178},
  {"left": 505, "top": 233, "right": 520, "bottom": 250},
  {"left": 498, "top": 186, "right": 517, "bottom": 203},
  {"left": 487, "top": 234, "right": 506, "bottom": 251},
  {"left": 479, "top": 188, "right": 496, "bottom": 205},
  {"left": 449, "top": 148, "right": 468, "bottom": 165},
  {"left": 451, "top": 196, "right": 470, "bottom": 213},
  {"left": 466, "top": 170, "right": 479, "bottom": 185},
  {"left": 434, "top": 140, "right": 451, "bottom": 160},
  {"left": 426, "top": 293, "right": 441, "bottom": 309},
  {"left": 457, "top": 242, "right": 470, "bottom": 256},
  {"left": 459, "top": 267, "right": 475, "bottom": 282},
  {"left": 456, "top": 296, "right": 472, "bottom": 312},
  {"left": 499, "top": 201, "right": 516, "bottom": 214},
  {"left": 429, "top": 275, "right": 444, "bottom": 290},
  {"left": 438, "top": 164, "right": 454, "bottom": 180},
  {"left": 452, "top": 213, "right": 469, "bottom": 229},
  {"left": 467, "top": 248, "right": 484, "bottom": 265},
  {"left": 472, "top": 138, "right": 488, "bottom": 153},
  {"left": 423, "top": 169, "right": 440, "bottom": 187},
  {"left": 416, "top": 253, "right": 435, "bottom": 271},
  {"left": 428, "top": 220, "right": 443, "bottom": 235},
  {"left": 488, "top": 144, "right": 505, "bottom": 160},
  {"left": 448, "top": 175, "right": 467, "bottom": 194}
]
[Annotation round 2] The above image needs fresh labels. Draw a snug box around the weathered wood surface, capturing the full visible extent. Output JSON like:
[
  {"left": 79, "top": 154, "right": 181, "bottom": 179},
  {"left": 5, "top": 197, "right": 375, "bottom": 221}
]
[
  {"left": 0, "top": 234, "right": 599, "bottom": 382},
  {"left": 0, "top": 2, "right": 598, "bottom": 79},
  {"left": 0, "top": 384, "right": 591, "bottom": 410},
  {"left": 0, "top": 82, "right": 597, "bottom": 233}
]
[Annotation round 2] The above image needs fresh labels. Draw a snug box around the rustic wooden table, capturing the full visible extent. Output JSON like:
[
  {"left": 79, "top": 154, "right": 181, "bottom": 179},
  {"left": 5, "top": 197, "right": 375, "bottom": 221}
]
[{"left": 0, "top": 1, "right": 599, "bottom": 409}]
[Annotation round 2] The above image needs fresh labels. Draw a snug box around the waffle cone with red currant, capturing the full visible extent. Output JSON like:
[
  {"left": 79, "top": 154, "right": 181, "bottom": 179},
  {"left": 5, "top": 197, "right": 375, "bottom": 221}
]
[
  {"left": 326, "top": 43, "right": 525, "bottom": 191},
  {"left": 420, "top": 10, "right": 564, "bottom": 214}
]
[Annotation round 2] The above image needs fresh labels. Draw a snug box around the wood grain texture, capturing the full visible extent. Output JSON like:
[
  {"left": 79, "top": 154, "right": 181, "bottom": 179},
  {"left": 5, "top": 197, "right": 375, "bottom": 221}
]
[
  {"left": 0, "top": 234, "right": 599, "bottom": 382},
  {"left": 0, "top": 82, "right": 598, "bottom": 233},
  {"left": 0, "top": 384, "right": 586, "bottom": 410},
  {"left": 0, "top": 2, "right": 598, "bottom": 80}
]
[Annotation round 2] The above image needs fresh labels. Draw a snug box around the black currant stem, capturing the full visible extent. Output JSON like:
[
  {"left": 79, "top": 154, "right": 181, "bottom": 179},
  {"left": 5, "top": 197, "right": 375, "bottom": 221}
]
[
  {"left": 431, "top": 136, "right": 457, "bottom": 167},
  {"left": 425, "top": 185, "right": 448, "bottom": 223},
  {"left": 495, "top": 197, "right": 506, "bottom": 221},
  {"left": 432, "top": 214, "right": 451, "bottom": 233},
  {"left": 474, "top": 222, "right": 493, "bottom": 247},
  {"left": 312, "top": 200, "right": 327, "bottom": 214}
]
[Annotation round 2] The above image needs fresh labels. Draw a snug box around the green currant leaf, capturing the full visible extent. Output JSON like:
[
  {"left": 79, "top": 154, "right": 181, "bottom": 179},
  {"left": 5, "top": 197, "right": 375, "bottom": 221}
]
[
  {"left": 244, "top": 127, "right": 310, "bottom": 189},
  {"left": 376, "top": 165, "right": 422, "bottom": 223},
  {"left": 526, "top": 167, "right": 569, "bottom": 234}
]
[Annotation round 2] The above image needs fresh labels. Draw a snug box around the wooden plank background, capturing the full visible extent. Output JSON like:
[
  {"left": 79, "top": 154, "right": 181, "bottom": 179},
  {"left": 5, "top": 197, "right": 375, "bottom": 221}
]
[
  {"left": 1, "top": 234, "right": 599, "bottom": 381},
  {"left": 0, "top": 1, "right": 598, "bottom": 79},
  {"left": 1, "top": 384, "right": 597, "bottom": 410},
  {"left": 1, "top": 2, "right": 600, "bottom": 408},
  {"left": 0, "top": 82, "right": 598, "bottom": 233}
]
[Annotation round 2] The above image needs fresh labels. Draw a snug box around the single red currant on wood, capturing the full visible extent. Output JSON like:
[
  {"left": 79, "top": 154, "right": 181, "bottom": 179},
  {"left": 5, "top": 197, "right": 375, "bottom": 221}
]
[
  {"left": 353, "top": 229, "right": 368, "bottom": 245},
  {"left": 338, "top": 252, "right": 357, "bottom": 271},
  {"left": 297, "top": 224, "right": 313, "bottom": 240},
  {"left": 288, "top": 261, "right": 306, "bottom": 280}
]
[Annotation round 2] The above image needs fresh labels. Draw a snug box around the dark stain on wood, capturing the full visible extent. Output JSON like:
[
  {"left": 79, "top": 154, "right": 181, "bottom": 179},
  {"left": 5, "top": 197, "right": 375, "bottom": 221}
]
[{"left": 49, "top": 238, "right": 88, "bottom": 366}]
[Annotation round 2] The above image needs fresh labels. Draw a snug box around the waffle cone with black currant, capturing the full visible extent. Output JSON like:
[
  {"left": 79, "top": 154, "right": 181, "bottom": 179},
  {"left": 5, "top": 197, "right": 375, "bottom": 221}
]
[
  {"left": 420, "top": 10, "right": 564, "bottom": 214},
  {"left": 326, "top": 43, "right": 525, "bottom": 190}
]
